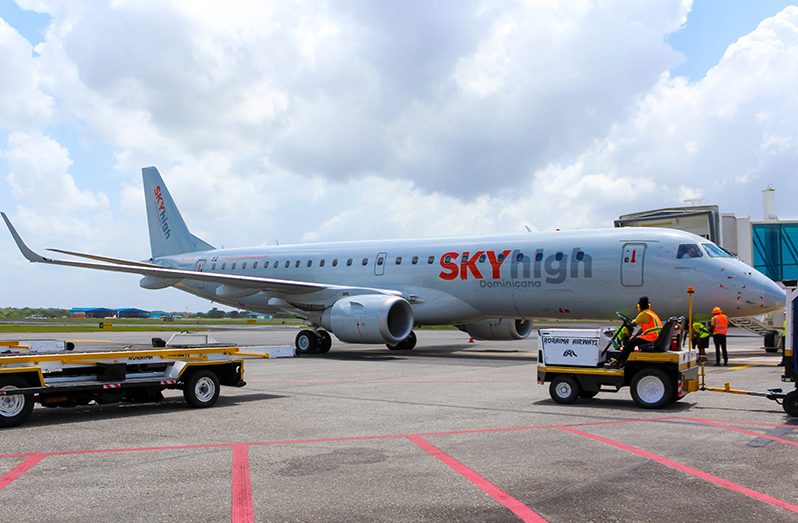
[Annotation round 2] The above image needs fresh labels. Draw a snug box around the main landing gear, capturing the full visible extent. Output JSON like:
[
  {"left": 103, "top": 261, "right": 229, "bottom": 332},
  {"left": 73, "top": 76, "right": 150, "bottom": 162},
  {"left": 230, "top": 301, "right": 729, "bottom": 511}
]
[
  {"left": 295, "top": 329, "right": 333, "bottom": 355},
  {"left": 386, "top": 331, "right": 417, "bottom": 351}
]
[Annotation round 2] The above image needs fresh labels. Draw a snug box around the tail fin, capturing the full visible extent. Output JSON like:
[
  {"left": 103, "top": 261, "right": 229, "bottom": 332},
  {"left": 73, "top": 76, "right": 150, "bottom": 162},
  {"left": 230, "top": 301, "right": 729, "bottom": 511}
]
[{"left": 142, "top": 166, "right": 215, "bottom": 258}]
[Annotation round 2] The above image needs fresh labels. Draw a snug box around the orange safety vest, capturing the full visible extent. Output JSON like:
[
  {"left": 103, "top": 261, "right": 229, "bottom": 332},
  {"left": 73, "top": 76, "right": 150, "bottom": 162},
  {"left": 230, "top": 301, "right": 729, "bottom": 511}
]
[
  {"left": 712, "top": 313, "right": 729, "bottom": 335},
  {"left": 638, "top": 309, "right": 662, "bottom": 342}
]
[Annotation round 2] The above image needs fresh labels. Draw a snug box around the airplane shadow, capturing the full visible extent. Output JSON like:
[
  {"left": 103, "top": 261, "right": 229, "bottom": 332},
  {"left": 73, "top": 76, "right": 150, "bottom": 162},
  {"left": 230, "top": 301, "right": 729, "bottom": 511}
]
[
  {"left": 21, "top": 392, "right": 286, "bottom": 428},
  {"left": 531, "top": 397, "right": 696, "bottom": 413}
]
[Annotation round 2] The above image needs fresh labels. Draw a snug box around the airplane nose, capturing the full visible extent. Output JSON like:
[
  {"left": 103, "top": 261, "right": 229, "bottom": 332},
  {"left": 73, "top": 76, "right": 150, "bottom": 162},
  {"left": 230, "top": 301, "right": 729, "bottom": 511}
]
[{"left": 737, "top": 269, "right": 785, "bottom": 314}]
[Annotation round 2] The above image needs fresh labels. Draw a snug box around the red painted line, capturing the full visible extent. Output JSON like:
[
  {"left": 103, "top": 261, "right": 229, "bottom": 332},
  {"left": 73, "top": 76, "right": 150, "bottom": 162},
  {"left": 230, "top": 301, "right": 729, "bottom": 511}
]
[
  {"left": 678, "top": 418, "right": 798, "bottom": 447},
  {"left": 670, "top": 416, "right": 797, "bottom": 429},
  {"left": 407, "top": 435, "right": 547, "bottom": 523},
  {"left": 0, "top": 454, "right": 46, "bottom": 491},
  {"left": 558, "top": 427, "right": 798, "bottom": 514},
  {"left": 231, "top": 444, "right": 254, "bottom": 523}
]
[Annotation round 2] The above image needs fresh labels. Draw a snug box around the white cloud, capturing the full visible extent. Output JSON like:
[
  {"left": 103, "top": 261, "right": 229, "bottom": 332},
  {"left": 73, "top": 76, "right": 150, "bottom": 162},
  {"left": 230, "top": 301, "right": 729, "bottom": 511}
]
[
  {"left": 0, "top": 18, "right": 54, "bottom": 129},
  {"left": 3, "top": 1, "right": 798, "bottom": 310}
]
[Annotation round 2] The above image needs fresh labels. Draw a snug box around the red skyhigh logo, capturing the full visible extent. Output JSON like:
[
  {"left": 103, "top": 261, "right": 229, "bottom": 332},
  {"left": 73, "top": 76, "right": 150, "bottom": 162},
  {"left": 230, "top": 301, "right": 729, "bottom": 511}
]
[
  {"left": 153, "top": 186, "right": 171, "bottom": 239},
  {"left": 439, "top": 248, "right": 592, "bottom": 284}
]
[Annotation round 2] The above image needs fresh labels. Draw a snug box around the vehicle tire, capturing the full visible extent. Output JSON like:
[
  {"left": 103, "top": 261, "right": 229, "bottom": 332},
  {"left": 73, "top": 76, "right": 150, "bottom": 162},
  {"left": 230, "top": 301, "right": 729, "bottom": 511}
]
[
  {"left": 784, "top": 389, "right": 798, "bottom": 417},
  {"left": 579, "top": 390, "right": 599, "bottom": 399},
  {"left": 630, "top": 368, "right": 673, "bottom": 409},
  {"left": 295, "top": 330, "right": 318, "bottom": 355},
  {"left": 0, "top": 376, "right": 35, "bottom": 428},
  {"left": 764, "top": 347, "right": 779, "bottom": 353},
  {"left": 387, "top": 331, "right": 417, "bottom": 351},
  {"left": 549, "top": 376, "right": 580, "bottom": 404},
  {"left": 316, "top": 331, "right": 332, "bottom": 354},
  {"left": 183, "top": 370, "right": 220, "bottom": 408}
]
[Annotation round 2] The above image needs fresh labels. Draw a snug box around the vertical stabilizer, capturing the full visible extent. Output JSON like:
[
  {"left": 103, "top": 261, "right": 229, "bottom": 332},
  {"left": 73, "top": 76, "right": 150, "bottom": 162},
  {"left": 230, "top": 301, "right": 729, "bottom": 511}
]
[{"left": 142, "top": 167, "right": 215, "bottom": 258}]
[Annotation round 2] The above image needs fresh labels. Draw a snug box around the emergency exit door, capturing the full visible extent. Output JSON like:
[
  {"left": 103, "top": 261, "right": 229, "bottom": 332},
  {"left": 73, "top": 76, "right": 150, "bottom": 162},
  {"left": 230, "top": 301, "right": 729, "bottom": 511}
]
[
  {"left": 621, "top": 243, "right": 646, "bottom": 286},
  {"left": 374, "top": 252, "right": 387, "bottom": 276}
]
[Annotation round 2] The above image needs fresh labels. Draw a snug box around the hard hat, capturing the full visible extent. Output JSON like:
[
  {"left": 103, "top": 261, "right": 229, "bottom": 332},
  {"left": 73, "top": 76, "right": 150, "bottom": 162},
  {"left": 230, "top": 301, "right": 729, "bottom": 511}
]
[{"left": 712, "top": 306, "right": 722, "bottom": 314}]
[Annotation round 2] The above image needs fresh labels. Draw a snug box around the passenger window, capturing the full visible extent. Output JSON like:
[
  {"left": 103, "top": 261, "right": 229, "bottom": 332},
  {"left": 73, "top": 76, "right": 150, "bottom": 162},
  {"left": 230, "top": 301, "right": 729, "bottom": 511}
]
[
  {"left": 273, "top": 260, "right": 279, "bottom": 269},
  {"left": 221, "top": 263, "right": 226, "bottom": 270},
  {"left": 677, "top": 244, "right": 703, "bottom": 259},
  {"left": 535, "top": 252, "right": 543, "bottom": 262},
  {"left": 377, "top": 257, "right": 384, "bottom": 266},
  {"left": 461, "top": 254, "right": 468, "bottom": 262},
  {"left": 320, "top": 259, "right": 326, "bottom": 267},
  {"left": 284, "top": 260, "right": 290, "bottom": 268},
  {"left": 211, "top": 263, "right": 216, "bottom": 270},
  {"left": 231, "top": 262, "right": 237, "bottom": 270},
  {"left": 479, "top": 254, "right": 486, "bottom": 263},
  {"left": 332, "top": 259, "right": 339, "bottom": 267},
  {"left": 346, "top": 258, "right": 353, "bottom": 266},
  {"left": 396, "top": 256, "right": 402, "bottom": 265},
  {"left": 295, "top": 260, "right": 300, "bottom": 268},
  {"left": 515, "top": 253, "right": 524, "bottom": 262},
  {"left": 412, "top": 256, "right": 418, "bottom": 265},
  {"left": 444, "top": 255, "right": 452, "bottom": 263},
  {"left": 498, "top": 253, "right": 505, "bottom": 262},
  {"left": 253, "top": 261, "right": 258, "bottom": 269},
  {"left": 307, "top": 260, "right": 312, "bottom": 268},
  {"left": 427, "top": 256, "right": 434, "bottom": 264},
  {"left": 702, "top": 243, "right": 732, "bottom": 258},
  {"left": 242, "top": 262, "right": 247, "bottom": 269},
  {"left": 361, "top": 258, "right": 368, "bottom": 266},
  {"left": 555, "top": 252, "right": 563, "bottom": 261}
]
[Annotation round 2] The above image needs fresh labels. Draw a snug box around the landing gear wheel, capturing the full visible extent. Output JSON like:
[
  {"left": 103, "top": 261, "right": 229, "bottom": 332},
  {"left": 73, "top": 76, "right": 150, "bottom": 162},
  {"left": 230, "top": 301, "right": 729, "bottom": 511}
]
[
  {"left": 784, "top": 389, "right": 798, "bottom": 417},
  {"left": 183, "top": 370, "right": 220, "bottom": 408},
  {"left": 316, "top": 331, "right": 332, "bottom": 354},
  {"left": 549, "top": 376, "right": 580, "bottom": 404},
  {"left": 579, "top": 390, "right": 599, "bottom": 399},
  {"left": 386, "top": 331, "right": 416, "bottom": 351},
  {"left": 630, "top": 368, "right": 673, "bottom": 409},
  {"left": 295, "top": 329, "right": 319, "bottom": 355},
  {"left": 0, "top": 376, "right": 34, "bottom": 428}
]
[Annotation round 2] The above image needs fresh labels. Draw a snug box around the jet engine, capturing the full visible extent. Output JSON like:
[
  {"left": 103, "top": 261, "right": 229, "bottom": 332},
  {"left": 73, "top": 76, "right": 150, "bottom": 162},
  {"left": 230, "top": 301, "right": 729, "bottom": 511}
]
[
  {"left": 321, "top": 295, "right": 414, "bottom": 344},
  {"left": 457, "top": 318, "right": 533, "bottom": 340}
]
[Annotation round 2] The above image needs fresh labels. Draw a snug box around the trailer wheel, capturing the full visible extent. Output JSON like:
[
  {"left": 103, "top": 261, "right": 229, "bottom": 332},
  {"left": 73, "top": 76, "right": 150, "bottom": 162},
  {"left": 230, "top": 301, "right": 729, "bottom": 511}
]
[
  {"left": 784, "top": 390, "right": 798, "bottom": 417},
  {"left": 631, "top": 368, "right": 673, "bottom": 409},
  {"left": 0, "top": 376, "right": 35, "bottom": 428},
  {"left": 550, "top": 376, "right": 580, "bottom": 404},
  {"left": 183, "top": 370, "right": 220, "bottom": 408}
]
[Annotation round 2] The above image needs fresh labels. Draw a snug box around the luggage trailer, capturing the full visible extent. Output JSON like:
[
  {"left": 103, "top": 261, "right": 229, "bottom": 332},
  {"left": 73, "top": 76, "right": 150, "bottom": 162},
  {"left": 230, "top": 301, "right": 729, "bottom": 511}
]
[{"left": 0, "top": 345, "right": 272, "bottom": 428}]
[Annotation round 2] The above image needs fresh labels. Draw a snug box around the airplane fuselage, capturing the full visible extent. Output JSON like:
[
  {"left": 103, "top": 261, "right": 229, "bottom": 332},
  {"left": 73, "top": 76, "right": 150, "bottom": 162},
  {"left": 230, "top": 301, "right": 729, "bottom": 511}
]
[{"left": 161, "top": 227, "right": 783, "bottom": 323}]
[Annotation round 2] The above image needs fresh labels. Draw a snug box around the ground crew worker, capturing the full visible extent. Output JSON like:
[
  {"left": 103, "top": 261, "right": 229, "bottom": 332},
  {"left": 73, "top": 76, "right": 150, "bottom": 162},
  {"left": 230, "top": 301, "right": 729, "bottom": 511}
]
[
  {"left": 710, "top": 306, "right": 729, "bottom": 366},
  {"left": 691, "top": 321, "right": 710, "bottom": 362},
  {"left": 610, "top": 296, "right": 662, "bottom": 368}
]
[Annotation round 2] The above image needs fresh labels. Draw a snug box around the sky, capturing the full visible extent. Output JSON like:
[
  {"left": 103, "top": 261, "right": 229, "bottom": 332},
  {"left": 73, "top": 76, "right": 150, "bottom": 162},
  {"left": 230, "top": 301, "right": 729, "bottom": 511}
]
[{"left": 1, "top": 0, "right": 797, "bottom": 312}]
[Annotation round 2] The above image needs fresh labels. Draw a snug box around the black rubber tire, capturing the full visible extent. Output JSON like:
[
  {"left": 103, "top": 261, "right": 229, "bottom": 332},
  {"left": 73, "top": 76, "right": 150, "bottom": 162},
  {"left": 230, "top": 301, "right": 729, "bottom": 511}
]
[
  {"left": 630, "top": 368, "right": 674, "bottom": 409},
  {"left": 183, "top": 370, "right": 220, "bottom": 408},
  {"left": 549, "top": 376, "right": 580, "bottom": 404},
  {"left": 0, "top": 376, "right": 35, "bottom": 428},
  {"left": 316, "top": 331, "right": 332, "bottom": 354},
  {"left": 784, "top": 389, "right": 798, "bottom": 417},
  {"left": 387, "top": 331, "right": 417, "bottom": 351},
  {"left": 764, "top": 347, "right": 779, "bottom": 353},
  {"left": 295, "top": 330, "right": 318, "bottom": 354},
  {"left": 579, "top": 390, "right": 599, "bottom": 399}
]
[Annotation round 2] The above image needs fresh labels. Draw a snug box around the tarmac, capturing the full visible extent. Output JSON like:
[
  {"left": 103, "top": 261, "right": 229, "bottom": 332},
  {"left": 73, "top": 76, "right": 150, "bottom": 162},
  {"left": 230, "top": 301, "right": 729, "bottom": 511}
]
[{"left": 0, "top": 327, "right": 796, "bottom": 522}]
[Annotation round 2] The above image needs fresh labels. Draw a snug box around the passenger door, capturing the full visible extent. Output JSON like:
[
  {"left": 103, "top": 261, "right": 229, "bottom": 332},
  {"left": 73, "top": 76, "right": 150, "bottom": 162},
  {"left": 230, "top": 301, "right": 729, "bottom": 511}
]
[{"left": 621, "top": 243, "right": 645, "bottom": 286}]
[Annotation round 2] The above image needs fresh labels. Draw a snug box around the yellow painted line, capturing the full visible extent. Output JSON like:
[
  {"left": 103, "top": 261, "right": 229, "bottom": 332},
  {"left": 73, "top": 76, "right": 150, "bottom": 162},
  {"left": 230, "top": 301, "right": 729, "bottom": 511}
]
[{"left": 728, "top": 364, "right": 753, "bottom": 370}]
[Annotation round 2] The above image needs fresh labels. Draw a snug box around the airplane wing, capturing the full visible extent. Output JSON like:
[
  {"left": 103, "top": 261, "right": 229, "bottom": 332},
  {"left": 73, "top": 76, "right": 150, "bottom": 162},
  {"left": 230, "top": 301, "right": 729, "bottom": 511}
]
[
  {"left": 46, "top": 248, "right": 160, "bottom": 268},
  {"left": 2, "top": 212, "right": 400, "bottom": 298}
]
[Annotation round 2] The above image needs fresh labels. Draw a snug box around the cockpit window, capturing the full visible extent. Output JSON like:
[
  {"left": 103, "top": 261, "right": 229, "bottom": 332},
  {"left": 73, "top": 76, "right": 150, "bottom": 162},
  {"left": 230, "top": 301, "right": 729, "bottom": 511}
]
[
  {"left": 676, "top": 244, "right": 703, "bottom": 259},
  {"left": 702, "top": 243, "right": 732, "bottom": 258}
]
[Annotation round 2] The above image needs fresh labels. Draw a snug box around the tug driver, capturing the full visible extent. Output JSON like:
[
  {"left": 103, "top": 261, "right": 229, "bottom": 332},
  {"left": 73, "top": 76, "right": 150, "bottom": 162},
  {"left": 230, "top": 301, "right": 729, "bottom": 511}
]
[{"left": 610, "top": 296, "right": 662, "bottom": 368}]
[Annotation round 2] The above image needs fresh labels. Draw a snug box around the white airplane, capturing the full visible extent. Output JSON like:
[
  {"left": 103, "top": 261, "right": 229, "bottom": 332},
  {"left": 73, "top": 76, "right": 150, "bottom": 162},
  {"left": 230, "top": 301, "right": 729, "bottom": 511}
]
[{"left": 2, "top": 167, "right": 785, "bottom": 354}]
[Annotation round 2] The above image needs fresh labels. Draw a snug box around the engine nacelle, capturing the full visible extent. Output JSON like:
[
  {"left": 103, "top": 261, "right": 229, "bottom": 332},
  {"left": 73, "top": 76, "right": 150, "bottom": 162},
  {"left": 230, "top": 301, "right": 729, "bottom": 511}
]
[
  {"left": 458, "top": 318, "right": 533, "bottom": 341},
  {"left": 322, "top": 295, "right": 414, "bottom": 344}
]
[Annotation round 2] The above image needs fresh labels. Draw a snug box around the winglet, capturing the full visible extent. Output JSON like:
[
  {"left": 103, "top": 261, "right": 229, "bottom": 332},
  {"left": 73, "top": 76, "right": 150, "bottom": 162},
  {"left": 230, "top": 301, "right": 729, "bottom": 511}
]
[{"left": 1, "top": 212, "right": 48, "bottom": 262}]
